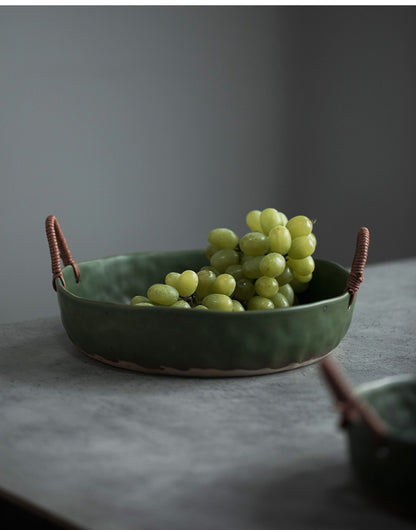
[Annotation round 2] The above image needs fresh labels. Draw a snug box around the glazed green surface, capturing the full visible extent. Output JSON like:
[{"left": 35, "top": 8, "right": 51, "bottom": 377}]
[
  {"left": 347, "top": 376, "right": 416, "bottom": 511},
  {"left": 57, "top": 249, "right": 353, "bottom": 373},
  {"left": 358, "top": 377, "right": 416, "bottom": 441}
]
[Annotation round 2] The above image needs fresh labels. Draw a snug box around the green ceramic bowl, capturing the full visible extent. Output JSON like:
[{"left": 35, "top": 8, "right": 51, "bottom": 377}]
[
  {"left": 55, "top": 248, "right": 355, "bottom": 376},
  {"left": 347, "top": 375, "right": 416, "bottom": 515}
]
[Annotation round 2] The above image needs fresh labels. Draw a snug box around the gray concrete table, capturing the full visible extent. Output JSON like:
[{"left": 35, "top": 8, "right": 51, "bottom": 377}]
[{"left": 1, "top": 258, "right": 415, "bottom": 530}]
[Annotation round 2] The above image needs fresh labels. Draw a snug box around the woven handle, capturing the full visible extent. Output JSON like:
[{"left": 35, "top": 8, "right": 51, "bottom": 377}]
[
  {"left": 320, "top": 358, "right": 386, "bottom": 441},
  {"left": 45, "top": 215, "right": 80, "bottom": 291},
  {"left": 345, "top": 227, "right": 369, "bottom": 308}
]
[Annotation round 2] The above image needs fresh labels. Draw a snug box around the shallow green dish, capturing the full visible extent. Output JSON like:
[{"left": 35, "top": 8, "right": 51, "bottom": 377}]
[
  {"left": 321, "top": 360, "right": 416, "bottom": 516},
  {"left": 54, "top": 248, "right": 355, "bottom": 376},
  {"left": 348, "top": 375, "right": 416, "bottom": 515},
  {"left": 47, "top": 216, "right": 368, "bottom": 377}
]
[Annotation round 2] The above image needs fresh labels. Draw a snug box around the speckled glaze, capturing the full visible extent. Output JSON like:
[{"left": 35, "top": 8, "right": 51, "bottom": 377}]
[
  {"left": 347, "top": 375, "right": 416, "bottom": 514},
  {"left": 56, "top": 249, "right": 355, "bottom": 376}
]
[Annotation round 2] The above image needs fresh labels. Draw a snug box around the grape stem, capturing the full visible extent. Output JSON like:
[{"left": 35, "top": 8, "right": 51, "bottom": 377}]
[{"left": 180, "top": 293, "right": 199, "bottom": 308}]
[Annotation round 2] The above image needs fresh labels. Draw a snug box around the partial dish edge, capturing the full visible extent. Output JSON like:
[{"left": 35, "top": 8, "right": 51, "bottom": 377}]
[{"left": 80, "top": 350, "right": 332, "bottom": 377}]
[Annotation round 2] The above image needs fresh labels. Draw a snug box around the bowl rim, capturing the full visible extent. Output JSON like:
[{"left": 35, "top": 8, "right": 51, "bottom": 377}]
[
  {"left": 353, "top": 374, "right": 416, "bottom": 445},
  {"left": 56, "top": 252, "right": 351, "bottom": 315},
  {"left": 354, "top": 373, "right": 416, "bottom": 394}
]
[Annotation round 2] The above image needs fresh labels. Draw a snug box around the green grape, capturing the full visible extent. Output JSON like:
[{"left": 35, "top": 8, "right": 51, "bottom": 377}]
[
  {"left": 279, "top": 212, "right": 288, "bottom": 226},
  {"left": 242, "top": 256, "right": 263, "bottom": 279},
  {"left": 171, "top": 300, "right": 191, "bottom": 309},
  {"left": 225, "top": 264, "right": 244, "bottom": 280},
  {"left": 260, "top": 208, "right": 284, "bottom": 235},
  {"left": 240, "top": 253, "right": 252, "bottom": 265},
  {"left": 246, "top": 210, "right": 263, "bottom": 232},
  {"left": 290, "top": 277, "right": 310, "bottom": 293},
  {"left": 200, "top": 265, "right": 220, "bottom": 275},
  {"left": 210, "top": 249, "right": 240, "bottom": 272},
  {"left": 233, "top": 278, "right": 255, "bottom": 302},
  {"left": 278, "top": 283, "right": 295, "bottom": 306},
  {"left": 134, "top": 302, "right": 155, "bottom": 307},
  {"left": 255, "top": 276, "right": 279, "bottom": 298},
  {"left": 205, "top": 243, "right": 219, "bottom": 260},
  {"left": 202, "top": 293, "right": 233, "bottom": 311},
  {"left": 176, "top": 270, "right": 198, "bottom": 298},
  {"left": 293, "top": 295, "right": 300, "bottom": 306},
  {"left": 232, "top": 300, "right": 245, "bottom": 312},
  {"left": 130, "top": 295, "right": 150, "bottom": 305},
  {"left": 196, "top": 269, "right": 216, "bottom": 299},
  {"left": 247, "top": 296, "right": 275, "bottom": 311},
  {"left": 277, "top": 264, "right": 294, "bottom": 286},
  {"left": 259, "top": 252, "right": 286, "bottom": 278},
  {"left": 211, "top": 273, "right": 236, "bottom": 297},
  {"left": 239, "top": 231, "right": 270, "bottom": 256},
  {"left": 208, "top": 228, "right": 239, "bottom": 249},
  {"left": 194, "top": 304, "right": 209, "bottom": 310},
  {"left": 270, "top": 292, "right": 290, "bottom": 308},
  {"left": 286, "top": 215, "right": 313, "bottom": 238},
  {"left": 288, "top": 234, "right": 316, "bottom": 259},
  {"left": 288, "top": 256, "right": 315, "bottom": 276},
  {"left": 147, "top": 284, "right": 179, "bottom": 305},
  {"left": 293, "top": 272, "right": 313, "bottom": 283},
  {"left": 165, "top": 272, "right": 180, "bottom": 289},
  {"left": 269, "top": 225, "right": 292, "bottom": 255}
]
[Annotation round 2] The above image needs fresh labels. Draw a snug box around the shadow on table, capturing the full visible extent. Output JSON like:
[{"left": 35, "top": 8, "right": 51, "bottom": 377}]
[
  {"left": 0, "top": 486, "right": 85, "bottom": 530},
  {"left": 237, "top": 459, "right": 416, "bottom": 530}
]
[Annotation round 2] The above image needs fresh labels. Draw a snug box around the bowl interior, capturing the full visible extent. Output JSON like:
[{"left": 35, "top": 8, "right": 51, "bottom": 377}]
[
  {"left": 357, "top": 376, "right": 416, "bottom": 443},
  {"left": 61, "top": 249, "right": 349, "bottom": 307}
]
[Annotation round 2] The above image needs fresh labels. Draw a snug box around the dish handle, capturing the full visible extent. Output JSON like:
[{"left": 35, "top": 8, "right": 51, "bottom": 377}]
[
  {"left": 45, "top": 215, "right": 80, "bottom": 291},
  {"left": 345, "top": 227, "right": 370, "bottom": 308},
  {"left": 320, "top": 357, "right": 386, "bottom": 443}
]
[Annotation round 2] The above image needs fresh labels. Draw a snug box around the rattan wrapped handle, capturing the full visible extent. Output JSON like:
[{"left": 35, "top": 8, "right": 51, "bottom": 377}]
[
  {"left": 320, "top": 357, "right": 386, "bottom": 441},
  {"left": 45, "top": 215, "right": 80, "bottom": 291},
  {"left": 346, "top": 227, "right": 369, "bottom": 308}
]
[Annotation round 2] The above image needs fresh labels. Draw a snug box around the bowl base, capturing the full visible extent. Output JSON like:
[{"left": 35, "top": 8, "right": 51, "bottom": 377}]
[{"left": 80, "top": 349, "right": 332, "bottom": 377}]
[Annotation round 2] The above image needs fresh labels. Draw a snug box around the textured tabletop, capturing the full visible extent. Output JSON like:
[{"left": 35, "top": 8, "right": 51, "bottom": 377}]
[{"left": 1, "top": 258, "right": 416, "bottom": 530}]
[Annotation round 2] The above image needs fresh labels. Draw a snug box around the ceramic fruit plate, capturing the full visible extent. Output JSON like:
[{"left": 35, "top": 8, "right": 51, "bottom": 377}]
[
  {"left": 46, "top": 215, "right": 369, "bottom": 377},
  {"left": 321, "top": 359, "right": 416, "bottom": 516}
]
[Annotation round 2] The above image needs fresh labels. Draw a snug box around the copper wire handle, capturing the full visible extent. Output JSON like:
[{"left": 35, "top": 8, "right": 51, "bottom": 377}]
[
  {"left": 320, "top": 358, "right": 386, "bottom": 441},
  {"left": 45, "top": 215, "right": 80, "bottom": 291},
  {"left": 346, "top": 227, "right": 370, "bottom": 308}
]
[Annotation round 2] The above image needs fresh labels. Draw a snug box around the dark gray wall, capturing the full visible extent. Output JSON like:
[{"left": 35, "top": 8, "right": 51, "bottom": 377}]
[
  {"left": 280, "top": 7, "right": 416, "bottom": 268},
  {"left": 1, "top": 7, "right": 415, "bottom": 324}
]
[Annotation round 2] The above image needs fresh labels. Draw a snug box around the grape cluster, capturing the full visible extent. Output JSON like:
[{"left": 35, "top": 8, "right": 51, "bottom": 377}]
[{"left": 130, "top": 208, "right": 316, "bottom": 312}]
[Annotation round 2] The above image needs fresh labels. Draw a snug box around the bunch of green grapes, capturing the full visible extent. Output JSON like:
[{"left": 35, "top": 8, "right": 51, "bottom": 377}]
[
  {"left": 130, "top": 207, "right": 316, "bottom": 312},
  {"left": 130, "top": 267, "right": 243, "bottom": 312}
]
